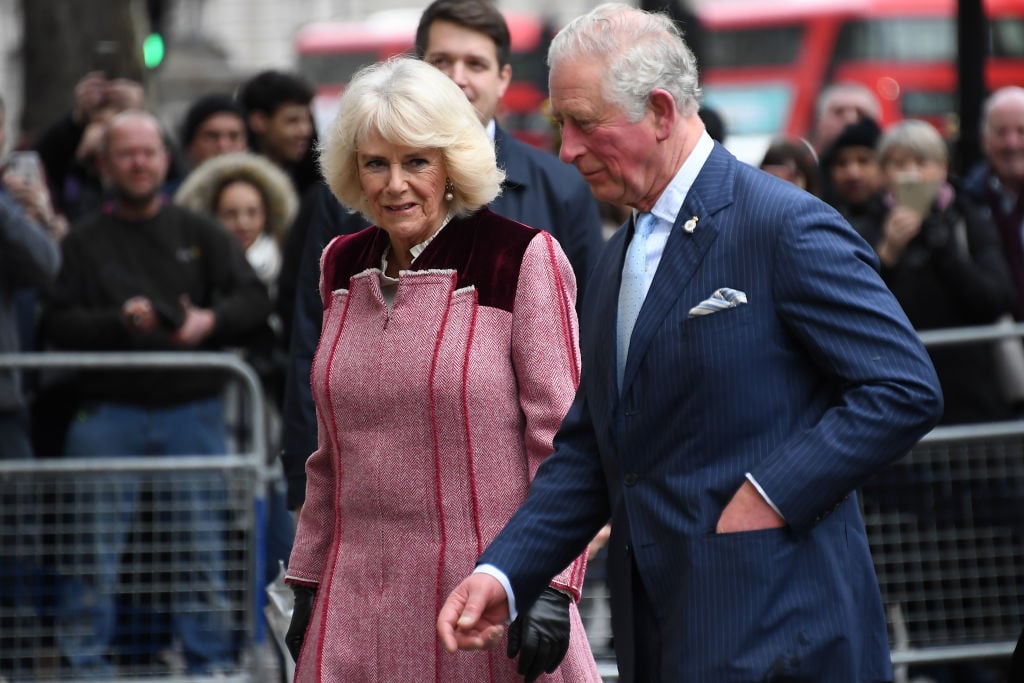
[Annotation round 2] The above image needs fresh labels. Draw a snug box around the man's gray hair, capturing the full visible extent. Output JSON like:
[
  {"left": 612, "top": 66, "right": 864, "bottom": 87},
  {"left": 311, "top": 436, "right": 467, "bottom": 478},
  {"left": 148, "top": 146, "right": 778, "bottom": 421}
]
[
  {"left": 981, "top": 86, "right": 1024, "bottom": 134},
  {"left": 814, "top": 82, "right": 881, "bottom": 123},
  {"left": 548, "top": 3, "right": 701, "bottom": 121}
]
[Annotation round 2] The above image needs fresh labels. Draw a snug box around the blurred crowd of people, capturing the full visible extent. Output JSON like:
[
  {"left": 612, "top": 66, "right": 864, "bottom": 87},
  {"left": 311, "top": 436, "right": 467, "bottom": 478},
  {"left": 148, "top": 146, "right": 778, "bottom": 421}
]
[
  {"left": 757, "top": 82, "right": 1024, "bottom": 427},
  {"left": 2, "top": 0, "right": 1024, "bottom": 678},
  {"left": 755, "top": 84, "right": 1024, "bottom": 683},
  {"left": 2, "top": 65, "right": 321, "bottom": 677}
]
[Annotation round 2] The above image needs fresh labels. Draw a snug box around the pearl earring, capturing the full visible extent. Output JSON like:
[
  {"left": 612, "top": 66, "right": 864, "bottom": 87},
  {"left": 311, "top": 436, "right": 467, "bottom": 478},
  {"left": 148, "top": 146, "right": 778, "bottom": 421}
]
[{"left": 444, "top": 179, "right": 455, "bottom": 202}]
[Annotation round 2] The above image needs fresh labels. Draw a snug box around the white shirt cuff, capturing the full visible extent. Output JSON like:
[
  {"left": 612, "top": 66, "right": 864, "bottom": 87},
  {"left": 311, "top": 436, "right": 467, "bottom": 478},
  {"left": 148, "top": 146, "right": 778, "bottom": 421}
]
[
  {"left": 473, "top": 564, "right": 518, "bottom": 622},
  {"left": 745, "top": 472, "right": 786, "bottom": 520}
]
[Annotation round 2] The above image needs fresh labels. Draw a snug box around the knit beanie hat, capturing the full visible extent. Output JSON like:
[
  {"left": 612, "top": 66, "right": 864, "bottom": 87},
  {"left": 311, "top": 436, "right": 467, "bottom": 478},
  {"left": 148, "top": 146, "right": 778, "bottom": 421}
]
[
  {"left": 822, "top": 117, "right": 882, "bottom": 169},
  {"left": 180, "top": 93, "right": 246, "bottom": 147}
]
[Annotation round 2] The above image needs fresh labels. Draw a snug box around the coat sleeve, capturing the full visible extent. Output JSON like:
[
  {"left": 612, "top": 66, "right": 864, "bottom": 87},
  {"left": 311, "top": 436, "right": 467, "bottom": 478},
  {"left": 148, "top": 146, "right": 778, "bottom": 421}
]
[
  {"left": 927, "top": 199, "right": 1015, "bottom": 323},
  {"left": 284, "top": 236, "right": 348, "bottom": 587},
  {"left": 32, "top": 113, "right": 84, "bottom": 215},
  {"left": 0, "top": 191, "right": 60, "bottom": 289},
  {"left": 510, "top": 231, "right": 589, "bottom": 600},
  {"left": 284, "top": 380, "right": 337, "bottom": 587},
  {"left": 281, "top": 193, "right": 371, "bottom": 509},
  {"left": 42, "top": 228, "right": 129, "bottom": 349}
]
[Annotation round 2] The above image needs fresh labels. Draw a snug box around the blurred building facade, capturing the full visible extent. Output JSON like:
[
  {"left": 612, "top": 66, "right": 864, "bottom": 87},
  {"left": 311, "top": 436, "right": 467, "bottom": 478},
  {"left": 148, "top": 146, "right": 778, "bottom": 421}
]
[{"left": 0, "top": 0, "right": 605, "bottom": 153}]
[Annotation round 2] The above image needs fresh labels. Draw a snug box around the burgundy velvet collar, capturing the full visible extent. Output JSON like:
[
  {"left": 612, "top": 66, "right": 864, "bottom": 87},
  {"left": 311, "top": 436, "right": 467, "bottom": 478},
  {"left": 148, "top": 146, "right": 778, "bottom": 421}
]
[{"left": 323, "top": 208, "right": 540, "bottom": 313}]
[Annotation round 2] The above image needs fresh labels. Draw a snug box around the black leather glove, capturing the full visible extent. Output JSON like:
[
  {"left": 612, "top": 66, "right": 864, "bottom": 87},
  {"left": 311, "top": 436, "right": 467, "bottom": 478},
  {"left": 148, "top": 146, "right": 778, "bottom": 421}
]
[
  {"left": 506, "top": 586, "right": 571, "bottom": 682},
  {"left": 286, "top": 584, "right": 316, "bottom": 662}
]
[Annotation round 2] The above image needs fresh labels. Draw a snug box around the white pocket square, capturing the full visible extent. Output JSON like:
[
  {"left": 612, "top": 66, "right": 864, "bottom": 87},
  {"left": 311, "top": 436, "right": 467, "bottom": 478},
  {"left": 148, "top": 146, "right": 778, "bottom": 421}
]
[{"left": 688, "top": 287, "right": 748, "bottom": 318}]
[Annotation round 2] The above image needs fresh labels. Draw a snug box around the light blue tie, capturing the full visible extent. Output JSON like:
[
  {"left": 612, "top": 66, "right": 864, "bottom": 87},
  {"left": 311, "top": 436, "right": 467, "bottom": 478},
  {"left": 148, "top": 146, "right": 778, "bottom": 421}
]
[{"left": 617, "top": 212, "right": 655, "bottom": 390}]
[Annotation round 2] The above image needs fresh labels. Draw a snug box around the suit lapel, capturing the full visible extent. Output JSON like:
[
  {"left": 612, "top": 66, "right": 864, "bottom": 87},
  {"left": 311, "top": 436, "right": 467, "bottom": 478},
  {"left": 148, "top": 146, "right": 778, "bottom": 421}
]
[
  {"left": 619, "top": 144, "right": 737, "bottom": 394},
  {"left": 585, "top": 221, "right": 631, "bottom": 424}
]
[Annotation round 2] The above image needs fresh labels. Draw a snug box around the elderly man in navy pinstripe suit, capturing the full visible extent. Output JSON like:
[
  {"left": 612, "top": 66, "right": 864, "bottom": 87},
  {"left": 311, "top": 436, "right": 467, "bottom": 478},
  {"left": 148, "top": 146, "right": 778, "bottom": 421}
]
[{"left": 438, "top": 4, "right": 943, "bottom": 682}]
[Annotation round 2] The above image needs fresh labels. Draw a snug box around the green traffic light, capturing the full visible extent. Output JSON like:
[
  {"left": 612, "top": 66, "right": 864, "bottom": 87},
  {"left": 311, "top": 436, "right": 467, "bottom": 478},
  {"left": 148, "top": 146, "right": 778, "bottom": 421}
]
[{"left": 143, "top": 32, "right": 165, "bottom": 68}]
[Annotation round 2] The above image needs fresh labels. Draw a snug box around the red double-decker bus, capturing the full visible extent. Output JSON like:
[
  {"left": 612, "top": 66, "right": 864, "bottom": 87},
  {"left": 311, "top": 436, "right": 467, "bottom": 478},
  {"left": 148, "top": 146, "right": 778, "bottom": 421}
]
[{"left": 696, "top": 0, "right": 1024, "bottom": 163}]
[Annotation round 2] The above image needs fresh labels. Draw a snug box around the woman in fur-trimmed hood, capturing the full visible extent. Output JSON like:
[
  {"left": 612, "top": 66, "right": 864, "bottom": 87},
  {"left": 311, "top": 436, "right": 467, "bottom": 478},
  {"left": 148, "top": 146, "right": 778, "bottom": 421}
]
[{"left": 174, "top": 151, "right": 298, "bottom": 295}]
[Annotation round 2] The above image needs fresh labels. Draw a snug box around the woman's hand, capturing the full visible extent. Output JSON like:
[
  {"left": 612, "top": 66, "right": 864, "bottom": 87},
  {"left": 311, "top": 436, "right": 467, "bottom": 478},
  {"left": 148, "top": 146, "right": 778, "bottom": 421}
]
[
  {"left": 507, "top": 587, "right": 571, "bottom": 682},
  {"left": 286, "top": 584, "right": 317, "bottom": 662},
  {"left": 877, "top": 205, "right": 924, "bottom": 267}
]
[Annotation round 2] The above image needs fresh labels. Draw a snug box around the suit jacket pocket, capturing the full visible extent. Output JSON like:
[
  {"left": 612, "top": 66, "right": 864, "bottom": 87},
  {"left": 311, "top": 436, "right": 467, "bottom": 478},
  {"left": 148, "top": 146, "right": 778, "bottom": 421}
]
[
  {"left": 683, "top": 527, "right": 854, "bottom": 679},
  {"left": 689, "top": 527, "right": 790, "bottom": 616},
  {"left": 681, "top": 300, "right": 752, "bottom": 335}
]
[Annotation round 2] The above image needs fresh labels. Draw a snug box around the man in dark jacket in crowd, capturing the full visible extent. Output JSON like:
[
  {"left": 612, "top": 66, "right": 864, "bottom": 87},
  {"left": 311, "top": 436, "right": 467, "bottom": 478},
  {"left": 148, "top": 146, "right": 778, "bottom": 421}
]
[
  {"left": 964, "top": 86, "right": 1024, "bottom": 320},
  {"left": 41, "top": 110, "right": 270, "bottom": 677}
]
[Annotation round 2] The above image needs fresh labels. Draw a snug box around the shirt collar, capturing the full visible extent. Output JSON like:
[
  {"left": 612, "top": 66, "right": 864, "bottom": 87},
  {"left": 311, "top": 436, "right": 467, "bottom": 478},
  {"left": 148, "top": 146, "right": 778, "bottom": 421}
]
[
  {"left": 988, "top": 173, "right": 1020, "bottom": 213},
  {"left": 380, "top": 212, "right": 454, "bottom": 277},
  {"left": 645, "top": 131, "right": 715, "bottom": 226},
  {"left": 486, "top": 118, "right": 496, "bottom": 142}
]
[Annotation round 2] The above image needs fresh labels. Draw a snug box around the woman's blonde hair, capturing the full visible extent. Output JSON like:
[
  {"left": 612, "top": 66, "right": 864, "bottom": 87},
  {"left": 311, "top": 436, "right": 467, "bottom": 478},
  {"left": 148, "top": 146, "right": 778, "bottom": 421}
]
[{"left": 319, "top": 57, "right": 504, "bottom": 220}]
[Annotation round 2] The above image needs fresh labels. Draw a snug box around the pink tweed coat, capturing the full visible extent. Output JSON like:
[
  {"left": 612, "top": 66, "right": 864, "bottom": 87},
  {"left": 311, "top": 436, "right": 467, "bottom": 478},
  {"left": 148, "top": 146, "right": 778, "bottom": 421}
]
[{"left": 287, "top": 210, "right": 601, "bottom": 682}]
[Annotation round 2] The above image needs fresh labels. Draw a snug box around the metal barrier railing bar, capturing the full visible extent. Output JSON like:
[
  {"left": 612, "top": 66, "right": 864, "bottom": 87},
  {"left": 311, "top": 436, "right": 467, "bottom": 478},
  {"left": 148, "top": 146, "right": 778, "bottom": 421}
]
[
  {"left": 4, "top": 324, "right": 1024, "bottom": 682},
  {"left": 579, "top": 322, "right": 1024, "bottom": 681},
  {"left": 0, "top": 352, "right": 269, "bottom": 683}
]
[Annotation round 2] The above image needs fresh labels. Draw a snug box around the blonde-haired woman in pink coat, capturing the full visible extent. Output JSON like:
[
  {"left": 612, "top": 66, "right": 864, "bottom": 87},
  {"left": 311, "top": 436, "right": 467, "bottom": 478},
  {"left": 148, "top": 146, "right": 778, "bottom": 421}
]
[{"left": 283, "top": 56, "right": 602, "bottom": 683}]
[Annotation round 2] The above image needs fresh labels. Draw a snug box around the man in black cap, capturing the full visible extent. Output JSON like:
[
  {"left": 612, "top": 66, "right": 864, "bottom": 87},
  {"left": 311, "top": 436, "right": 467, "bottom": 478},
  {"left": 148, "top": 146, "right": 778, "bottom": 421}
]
[
  {"left": 179, "top": 93, "right": 248, "bottom": 172},
  {"left": 820, "top": 116, "right": 885, "bottom": 241}
]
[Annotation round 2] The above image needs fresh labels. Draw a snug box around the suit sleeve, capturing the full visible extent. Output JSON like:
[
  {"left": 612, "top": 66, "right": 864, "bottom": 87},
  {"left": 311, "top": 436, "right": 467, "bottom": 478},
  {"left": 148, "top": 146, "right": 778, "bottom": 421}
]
[
  {"left": 749, "top": 203, "right": 943, "bottom": 532},
  {"left": 480, "top": 373, "right": 612, "bottom": 612},
  {"left": 557, "top": 177, "right": 603, "bottom": 308}
]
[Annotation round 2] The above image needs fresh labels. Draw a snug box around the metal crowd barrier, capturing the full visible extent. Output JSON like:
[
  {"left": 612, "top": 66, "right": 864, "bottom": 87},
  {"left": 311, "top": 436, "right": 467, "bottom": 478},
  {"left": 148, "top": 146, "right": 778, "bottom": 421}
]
[
  {"left": 4, "top": 322, "right": 1024, "bottom": 682},
  {"left": 865, "top": 419, "right": 1024, "bottom": 671},
  {"left": 0, "top": 352, "right": 269, "bottom": 683},
  {"left": 578, "top": 321, "right": 1024, "bottom": 681}
]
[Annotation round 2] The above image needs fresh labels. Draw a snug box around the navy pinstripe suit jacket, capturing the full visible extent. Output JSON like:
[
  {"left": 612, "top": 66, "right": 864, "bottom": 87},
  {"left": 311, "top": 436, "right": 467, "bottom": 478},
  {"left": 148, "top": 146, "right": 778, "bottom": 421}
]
[{"left": 479, "top": 144, "right": 943, "bottom": 682}]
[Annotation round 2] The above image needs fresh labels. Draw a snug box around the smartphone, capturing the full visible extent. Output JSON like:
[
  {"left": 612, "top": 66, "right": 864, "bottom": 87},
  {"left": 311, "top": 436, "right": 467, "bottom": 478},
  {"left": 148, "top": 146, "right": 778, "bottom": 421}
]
[
  {"left": 4, "top": 150, "right": 44, "bottom": 186},
  {"left": 893, "top": 177, "right": 940, "bottom": 214},
  {"left": 151, "top": 297, "right": 185, "bottom": 329}
]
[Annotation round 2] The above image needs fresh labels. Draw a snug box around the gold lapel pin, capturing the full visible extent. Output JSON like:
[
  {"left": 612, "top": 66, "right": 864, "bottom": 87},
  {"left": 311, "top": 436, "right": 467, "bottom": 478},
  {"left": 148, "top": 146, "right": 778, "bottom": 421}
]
[{"left": 683, "top": 216, "right": 699, "bottom": 234}]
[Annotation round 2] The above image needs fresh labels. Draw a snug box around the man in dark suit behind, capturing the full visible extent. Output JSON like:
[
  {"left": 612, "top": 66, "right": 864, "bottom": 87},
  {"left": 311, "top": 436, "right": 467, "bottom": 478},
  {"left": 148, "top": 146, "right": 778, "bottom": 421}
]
[
  {"left": 278, "top": 0, "right": 603, "bottom": 510},
  {"left": 414, "top": 0, "right": 603, "bottom": 297},
  {"left": 438, "top": 4, "right": 943, "bottom": 682}
]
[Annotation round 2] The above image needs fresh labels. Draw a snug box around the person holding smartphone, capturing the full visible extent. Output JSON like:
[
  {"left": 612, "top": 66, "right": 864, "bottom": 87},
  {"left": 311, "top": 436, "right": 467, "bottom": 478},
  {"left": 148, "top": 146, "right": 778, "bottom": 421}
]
[
  {"left": 862, "top": 119, "right": 1015, "bottom": 425},
  {"left": 40, "top": 110, "right": 271, "bottom": 677},
  {"left": 1, "top": 148, "right": 68, "bottom": 242},
  {"left": 0, "top": 95, "right": 62, "bottom": 459},
  {"left": 859, "top": 117, "right": 1024, "bottom": 683}
]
